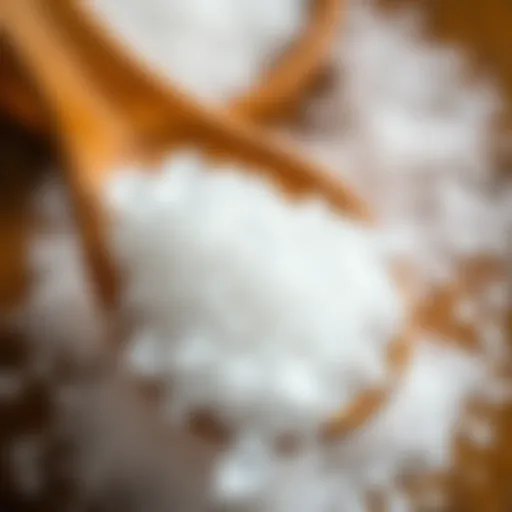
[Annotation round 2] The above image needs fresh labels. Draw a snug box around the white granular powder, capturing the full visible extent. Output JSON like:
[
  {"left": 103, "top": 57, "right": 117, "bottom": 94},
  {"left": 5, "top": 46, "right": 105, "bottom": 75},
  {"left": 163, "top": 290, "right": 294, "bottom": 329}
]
[
  {"left": 86, "top": 0, "right": 306, "bottom": 102},
  {"left": 10, "top": 1, "right": 511, "bottom": 510},
  {"left": 107, "top": 150, "right": 404, "bottom": 438}
]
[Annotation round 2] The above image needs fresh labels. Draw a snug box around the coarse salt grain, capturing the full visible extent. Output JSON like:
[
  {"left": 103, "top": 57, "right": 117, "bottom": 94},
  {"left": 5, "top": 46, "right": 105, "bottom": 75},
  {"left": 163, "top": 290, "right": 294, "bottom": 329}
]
[
  {"left": 454, "top": 298, "right": 479, "bottom": 326},
  {"left": 460, "top": 414, "right": 495, "bottom": 448},
  {"left": 388, "top": 491, "right": 412, "bottom": 512}
]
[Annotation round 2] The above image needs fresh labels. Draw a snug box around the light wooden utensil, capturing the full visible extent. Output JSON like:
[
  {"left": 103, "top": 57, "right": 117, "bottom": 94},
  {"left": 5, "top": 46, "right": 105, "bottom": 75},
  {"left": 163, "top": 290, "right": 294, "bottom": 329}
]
[{"left": 0, "top": 0, "right": 341, "bottom": 131}]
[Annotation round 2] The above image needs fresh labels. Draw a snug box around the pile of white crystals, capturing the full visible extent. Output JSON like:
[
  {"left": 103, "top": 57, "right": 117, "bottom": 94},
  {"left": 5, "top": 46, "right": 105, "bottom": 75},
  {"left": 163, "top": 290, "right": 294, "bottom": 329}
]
[
  {"left": 213, "top": 339, "right": 491, "bottom": 510},
  {"left": 107, "top": 151, "right": 404, "bottom": 438},
  {"left": 14, "top": 169, "right": 498, "bottom": 512},
  {"left": 105, "top": 150, "right": 505, "bottom": 509},
  {"left": 11, "top": 1, "right": 511, "bottom": 510},
  {"left": 87, "top": 0, "right": 307, "bottom": 102}
]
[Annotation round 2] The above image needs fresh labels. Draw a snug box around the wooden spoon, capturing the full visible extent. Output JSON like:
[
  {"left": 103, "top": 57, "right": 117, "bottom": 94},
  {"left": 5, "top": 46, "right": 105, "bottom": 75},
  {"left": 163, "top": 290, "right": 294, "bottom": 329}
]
[
  {"left": 0, "top": 0, "right": 341, "bottom": 131},
  {"left": 75, "top": 0, "right": 342, "bottom": 123},
  {"left": 2, "top": 0, "right": 412, "bottom": 441}
]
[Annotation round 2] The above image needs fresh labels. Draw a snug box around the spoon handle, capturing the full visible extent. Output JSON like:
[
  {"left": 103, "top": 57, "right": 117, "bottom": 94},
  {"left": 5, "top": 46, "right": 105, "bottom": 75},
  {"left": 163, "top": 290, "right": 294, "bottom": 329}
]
[
  {"left": 2, "top": 0, "right": 123, "bottom": 309},
  {"left": 2, "top": 0, "right": 127, "bottom": 168}
]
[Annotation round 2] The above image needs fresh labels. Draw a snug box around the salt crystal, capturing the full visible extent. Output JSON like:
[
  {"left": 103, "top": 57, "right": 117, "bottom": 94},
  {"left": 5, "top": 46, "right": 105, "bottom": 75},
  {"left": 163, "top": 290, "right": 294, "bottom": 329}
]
[
  {"left": 126, "top": 328, "right": 161, "bottom": 377},
  {"left": 214, "top": 434, "right": 276, "bottom": 505},
  {"left": 461, "top": 415, "right": 495, "bottom": 448},
  {"left": 388, "top": 490, "right": 412, "bottom": 512}
]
